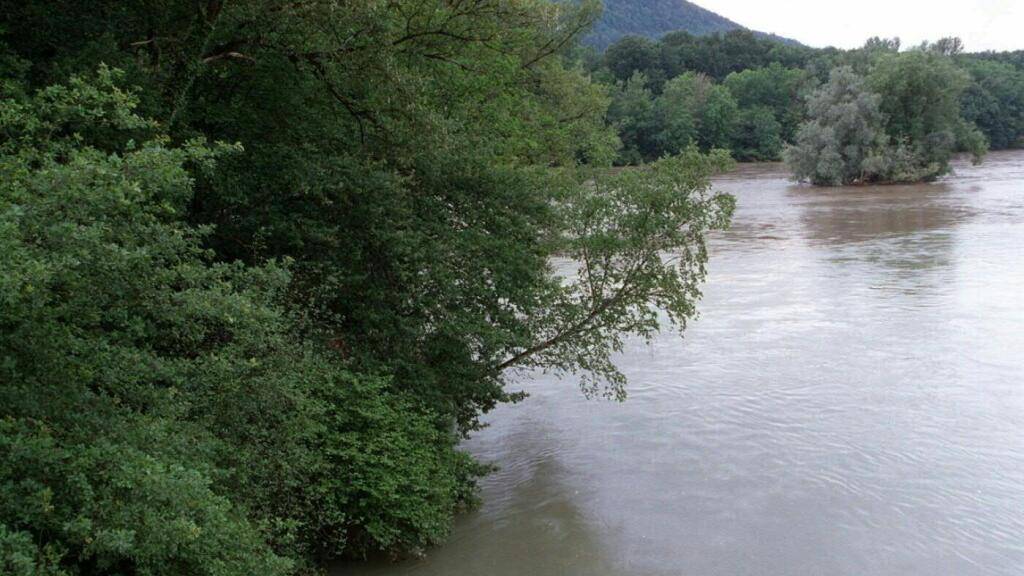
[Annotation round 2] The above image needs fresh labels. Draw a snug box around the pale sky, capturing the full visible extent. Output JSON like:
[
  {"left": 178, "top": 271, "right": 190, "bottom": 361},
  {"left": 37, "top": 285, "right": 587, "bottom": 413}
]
[{"left": 696, "top": 0, "right": 1024, "bottom": 52}]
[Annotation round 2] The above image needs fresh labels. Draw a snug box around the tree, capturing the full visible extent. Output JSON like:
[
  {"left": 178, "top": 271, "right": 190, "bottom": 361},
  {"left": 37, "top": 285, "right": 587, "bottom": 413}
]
[
  {"left": 2, "top": 0, "right": 626, "bottom": 433},
  {"left": 864, "top": 37, "right": 902, "bottom": 53},
  {"left": 608, "top": 72, "right": 659, "bottom": 164},
  {"left": 657, "top": 30, "right": 812, "bottom": 82},
  {"left": 789, "top": 50, "right": 990, "bottom": 187},
  {"left": 0, "top": 69, "right": 294, "bottom": 576},
  {"left": 929, "top": 37, "right": 965, "bottom": 57},
  {"left": 697, "top": 84, "right": 739, "bottom": 151},
  {"left": 652, "top": 73, "right": 704, "bottom": 155},
  {"left": 652, "top": 73, "right": 737, "bottom": 157},
  {"left": 785, "top": 67, "right": 889, "bottom": 185},
  {"left": 960, "top": 58, "right": 1024, "bottom": 149},
  {"left": 723, "top": 63, "right": 809, "bottom": 142},
  {"left": 502, "top": 149, "right": 735, "bottom": 398},
  {"left": 848, "top": 37, "right": 902, "bottom": 72},
  {"left": 1, "top": 0, "right": 735, "bottom": 569},
  {"left": 868, "top": 49, "right": 986, "bottom": 171},
  {"left": 603, "top": 35, "right": 664, "bottom": 88},
  {"left": 731, "top": 106, "right": 784, "bottom": 161}
]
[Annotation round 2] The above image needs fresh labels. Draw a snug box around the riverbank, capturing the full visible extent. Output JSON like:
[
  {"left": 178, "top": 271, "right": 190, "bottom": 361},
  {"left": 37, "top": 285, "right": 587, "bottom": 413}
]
[{"left": 340, "top": 149, "right": 1024, "bottom": 576}]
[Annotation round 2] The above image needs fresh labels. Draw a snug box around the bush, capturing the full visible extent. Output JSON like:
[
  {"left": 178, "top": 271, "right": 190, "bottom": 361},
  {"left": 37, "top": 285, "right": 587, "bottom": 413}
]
[
  {"left": 312, "top": 375, "right": 486, "bottom": 558},
  {"left": 868, "top": 50, "right": 986, "bottom": 172}
]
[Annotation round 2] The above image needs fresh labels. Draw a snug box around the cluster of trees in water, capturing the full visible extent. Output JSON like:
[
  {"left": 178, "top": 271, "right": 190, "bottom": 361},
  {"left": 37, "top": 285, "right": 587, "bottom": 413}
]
[
  {"left": 3, "top": 2, "right": 1024, "bottom": 575},
  {"left": 0, "top": 1, "right": 734, "bottom": 575},
  {"left": 583, "top": 32, "right": 1024, "bottom": 183}
]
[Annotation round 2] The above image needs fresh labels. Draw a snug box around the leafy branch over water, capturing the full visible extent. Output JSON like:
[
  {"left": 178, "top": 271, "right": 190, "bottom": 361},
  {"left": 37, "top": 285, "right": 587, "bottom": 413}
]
[{"left": 497, "top": 150, "right": 735, "bottom": 399}]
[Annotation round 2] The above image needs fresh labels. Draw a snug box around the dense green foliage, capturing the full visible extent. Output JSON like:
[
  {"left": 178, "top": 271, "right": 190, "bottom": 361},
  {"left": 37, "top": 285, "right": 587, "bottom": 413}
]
[
  {"left": 787, "top": 49, "right": 988, "bottom": 185},
  {"left": 784, "top": 66, "right": 894, "bottom": 185},
  {"left": 723, "top": 64, "right": 808, "bottom": 143},
  {"left": 958, "top": 59, "right": 1024, "bottom": 150},
  {"left": 607, "top": 70, "right": 739, "bottom": 162},
  {"left": 588, "top": 33, "right": 1021, "bottom": 173},
  {"left": 730, "top": 106, "right": 784, "bottom": 162},
  {"left": 654, "top": 73, "right": 738, "bottom": 153},
  {"left": 592, "top": 31, "right": 815, "bottom": 164},
  {"left": 598, "top": 30, "right": 812, "bottom": 86},
  {"left": 606, "top": 72, "right": 659, "bottom": 165},
  {"left": 1, "top": 1, "right": 736, "bottom": 573},
  {"left": 0, "top": 65, "right": 485, "bottom": 574},
  {"left": 869, "top": 49, "right": 986, "bottom": 172}
]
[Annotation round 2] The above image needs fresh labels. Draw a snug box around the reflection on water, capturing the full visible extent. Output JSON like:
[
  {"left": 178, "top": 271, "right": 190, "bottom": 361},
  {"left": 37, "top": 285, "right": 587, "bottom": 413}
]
[
  {"left": 793, "top": 183, "right": 969, "bottom": 242},
  {"left": 340, "top": 152, "right": 1024, "bottom": 576},
  {"left": 336, "top": 420, "right": 617, "bottom": 576},
  {"left": 794, "top": 183, "right": 964, "bottom": 296}
]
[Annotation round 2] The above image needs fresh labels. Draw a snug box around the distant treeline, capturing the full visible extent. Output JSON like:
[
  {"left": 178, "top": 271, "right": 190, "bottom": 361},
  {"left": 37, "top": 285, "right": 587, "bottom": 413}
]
[{"left": 579, "top": 31, "right": 1024, "bottom": 177}]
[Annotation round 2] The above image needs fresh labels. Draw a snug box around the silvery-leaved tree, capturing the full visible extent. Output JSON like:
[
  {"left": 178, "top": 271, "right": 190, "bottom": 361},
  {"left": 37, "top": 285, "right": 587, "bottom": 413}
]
[{"left": 784, "top": 66, "right": 889, "bottom": 186}]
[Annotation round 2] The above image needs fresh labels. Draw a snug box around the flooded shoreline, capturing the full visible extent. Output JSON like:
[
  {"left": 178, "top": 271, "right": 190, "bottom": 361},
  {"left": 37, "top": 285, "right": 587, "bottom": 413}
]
[{"left": 340, "top": 150, "right": 1024, "bottom": 576}]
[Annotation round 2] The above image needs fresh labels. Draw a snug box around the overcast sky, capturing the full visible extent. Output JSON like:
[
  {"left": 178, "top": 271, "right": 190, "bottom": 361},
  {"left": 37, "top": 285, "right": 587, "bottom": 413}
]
[{"left": 697, "top": 0, "right": 1024, "bottom": 52}]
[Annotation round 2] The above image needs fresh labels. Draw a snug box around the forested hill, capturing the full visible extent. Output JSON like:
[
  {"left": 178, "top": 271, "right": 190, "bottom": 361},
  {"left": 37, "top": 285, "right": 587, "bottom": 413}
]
[{"left": 586, "top": 0, "right": 794, "bottom": 50}]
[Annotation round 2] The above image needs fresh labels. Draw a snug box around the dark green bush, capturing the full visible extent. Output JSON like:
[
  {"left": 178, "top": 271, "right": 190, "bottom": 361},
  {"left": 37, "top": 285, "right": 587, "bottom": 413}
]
[{"left": 0, "top": 69, "right": 479, "bottom": 573}]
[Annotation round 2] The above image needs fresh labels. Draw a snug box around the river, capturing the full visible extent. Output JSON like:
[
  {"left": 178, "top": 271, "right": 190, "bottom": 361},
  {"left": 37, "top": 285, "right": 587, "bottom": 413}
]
[{"left": 339, "top": 151, "right": 1024, "bottom": 576}]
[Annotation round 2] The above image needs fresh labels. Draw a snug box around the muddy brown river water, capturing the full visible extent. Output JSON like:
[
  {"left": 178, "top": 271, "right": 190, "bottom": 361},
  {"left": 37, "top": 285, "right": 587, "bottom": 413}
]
[{"left": 340, "top": 151, "right": 1024, "bottom": 576}]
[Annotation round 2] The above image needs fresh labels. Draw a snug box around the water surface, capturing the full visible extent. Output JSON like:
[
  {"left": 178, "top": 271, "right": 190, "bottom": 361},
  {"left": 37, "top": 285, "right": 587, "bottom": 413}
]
[{"left": 341, "top": 152, "right": 1024, "bottom": 576}]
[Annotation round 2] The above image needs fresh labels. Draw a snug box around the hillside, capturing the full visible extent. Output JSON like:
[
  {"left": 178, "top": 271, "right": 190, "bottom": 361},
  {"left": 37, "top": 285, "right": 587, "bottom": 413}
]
[{"left": 585, "top": 0, "right": 793, "bottom": 50}]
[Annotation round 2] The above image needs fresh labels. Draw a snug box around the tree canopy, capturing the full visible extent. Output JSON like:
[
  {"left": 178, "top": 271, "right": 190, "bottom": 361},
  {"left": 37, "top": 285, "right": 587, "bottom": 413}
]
[
  {"left": 0, "top": 1, "right": 735, "bottom": 572},
  {"left": 784, "top": 66, "right": 890, "bottom": 186}
]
